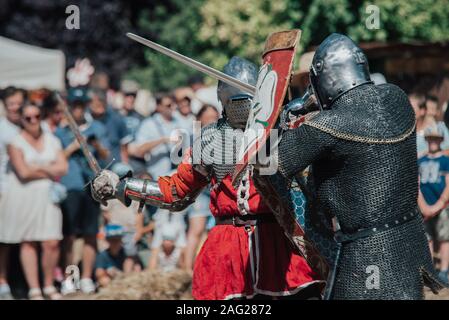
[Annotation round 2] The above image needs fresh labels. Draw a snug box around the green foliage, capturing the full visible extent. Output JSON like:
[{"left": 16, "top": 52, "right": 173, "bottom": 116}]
[
  {"left": 126, "top": 0, "right": 449, "bottom": 92},
  {"left": 199, "top": 0, "right": 297, "bottom": 66},
  {"left": 126, "top": 0, "right": 207, "bottom": 91},
  {"left": 348, "top": 0, "right": 449, "bottom": 43}
]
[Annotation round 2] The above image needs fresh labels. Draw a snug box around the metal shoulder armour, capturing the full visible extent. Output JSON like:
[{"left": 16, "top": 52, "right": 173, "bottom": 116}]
[
  {"left": 303, "top": 83, "right": 416, "bottom": 144},
  {"left": 310, "top": 33, "right": 373, "bottom": 109}
]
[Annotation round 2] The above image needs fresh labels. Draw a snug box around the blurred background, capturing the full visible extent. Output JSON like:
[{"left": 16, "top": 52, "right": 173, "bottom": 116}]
[
  {"left": 0, "top": 0, "right": 448, "bottom": 92},
  {"left": 1, "top": 0, "right": 449, "bottom": 300}
]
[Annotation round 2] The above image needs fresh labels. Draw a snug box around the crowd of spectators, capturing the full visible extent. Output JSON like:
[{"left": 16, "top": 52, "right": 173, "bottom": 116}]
[
  {"left": 0, "top": 75, "right": 219, "bottom": 299},
  {"left": 1, "top": 73, "right": 449, "bottom": 299}
]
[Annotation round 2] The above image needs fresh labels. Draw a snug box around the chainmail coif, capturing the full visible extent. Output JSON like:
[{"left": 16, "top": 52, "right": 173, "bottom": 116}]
[{"left": 193, "top": 118, "right": 243, "bottom": 183}]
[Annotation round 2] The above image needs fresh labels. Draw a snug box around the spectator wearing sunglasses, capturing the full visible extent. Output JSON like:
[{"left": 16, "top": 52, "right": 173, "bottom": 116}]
[{"left": 0, "top": 103, "right": 68, "bottom": 300}]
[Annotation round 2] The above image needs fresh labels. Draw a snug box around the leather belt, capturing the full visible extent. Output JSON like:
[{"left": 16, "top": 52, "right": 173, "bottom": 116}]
[
  {"left": 334, "top": 208, "right": 420, "bottom": 244},
  {"left": 215, "top": 214, "right": 276, "bottom": 227},
  {"left": 324, "top": 208, "right": 420, "bottom": 300}
]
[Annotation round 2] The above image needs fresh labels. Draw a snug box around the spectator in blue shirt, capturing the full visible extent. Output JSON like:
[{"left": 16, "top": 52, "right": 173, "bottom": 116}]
[
  {"left": 56, "top": 88, "right": 110, "bottom": 295},
  {"left": 121, "top": 91, "right": 144, "bottom": 140},
  {"left": 121, "top": 90, "right": 146, "bottom": 174},
  {"left": 88, "top": 88, "right": 132, "bottom": 165},
  {"left": 418, "top": 126, "right": 449, "bottom": 284},
  {"left": 95, "top": 224, "right": 127, "bottom": 288}
]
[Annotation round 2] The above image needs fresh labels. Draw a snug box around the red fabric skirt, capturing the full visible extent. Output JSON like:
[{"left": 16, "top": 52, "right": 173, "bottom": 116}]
[{"left": 192, "top": 222, "right": 322, "bottom": 300}]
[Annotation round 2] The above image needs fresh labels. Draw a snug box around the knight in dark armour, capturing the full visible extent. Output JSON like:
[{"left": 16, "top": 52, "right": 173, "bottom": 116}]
[{"left": 272, "top": 33, "right": 446, "bottom": 299}]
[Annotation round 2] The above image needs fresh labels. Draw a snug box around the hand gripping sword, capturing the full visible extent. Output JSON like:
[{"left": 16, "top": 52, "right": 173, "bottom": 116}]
[{"left": 126, "top": 33, "right": 256, "bottom": 95}]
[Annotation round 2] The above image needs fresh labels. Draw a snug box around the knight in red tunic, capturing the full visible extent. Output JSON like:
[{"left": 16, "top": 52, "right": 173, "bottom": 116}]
[{"left": 91, "top": 57, "right": 323, "bottom": 299}]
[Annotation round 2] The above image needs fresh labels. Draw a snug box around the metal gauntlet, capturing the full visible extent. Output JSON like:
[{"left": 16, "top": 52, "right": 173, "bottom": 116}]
[{"left": 280, "top": 86, "right": 318, "bottom": 130}]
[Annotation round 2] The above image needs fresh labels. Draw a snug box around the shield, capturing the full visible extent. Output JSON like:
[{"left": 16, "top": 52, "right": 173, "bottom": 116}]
[
  {"left": 252, "top": 171, "right": 333, "bottom": 283},
  {"left": 232, "top": 30, "right": 301, "bottom": 183}
]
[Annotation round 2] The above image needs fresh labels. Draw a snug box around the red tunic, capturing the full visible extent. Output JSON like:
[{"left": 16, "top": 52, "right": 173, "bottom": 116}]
[{"left": 157, "top": 163, "right": 322, "bottom": 300}]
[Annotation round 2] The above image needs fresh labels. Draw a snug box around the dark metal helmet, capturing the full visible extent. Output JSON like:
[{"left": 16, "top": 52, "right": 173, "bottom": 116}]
[
  {"left": 309, "top": 33, "right": 373, "bottom": 109},
  {"left": 217, "top": 56, "right": 258, "bottom": 129}
]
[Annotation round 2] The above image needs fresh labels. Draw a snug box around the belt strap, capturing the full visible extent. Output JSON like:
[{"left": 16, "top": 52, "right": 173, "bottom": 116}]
[
  {"left": 334, "top": 209, "right": 420, "bottom": 244},
  {"left": 137, "top": 179, "right": 148, "bottom": 214},
  {"left": 215, "top": 214, "right": 276, "bottom": 227}
]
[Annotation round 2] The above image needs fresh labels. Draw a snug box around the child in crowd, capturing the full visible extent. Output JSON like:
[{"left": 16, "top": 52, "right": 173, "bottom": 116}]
[
  {"left": 95, "top": 224, "right": 127, "bottom": 288},
  {"left": 148, "top": 214, "right": 186, "bottom": 272},
  {"left": 101, "top": 163, "right": 154, "bottom": 272},
  {"left": 418, "top": 126, "right": 449, "bottom": 284}
]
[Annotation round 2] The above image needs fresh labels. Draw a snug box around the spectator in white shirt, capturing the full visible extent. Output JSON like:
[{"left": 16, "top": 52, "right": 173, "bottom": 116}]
[
  {"left": 129, "top": 93, "right": 182, "bottom": 179},
  {"left": 0, "top": 86, "right": 25, "bottom": 300}
]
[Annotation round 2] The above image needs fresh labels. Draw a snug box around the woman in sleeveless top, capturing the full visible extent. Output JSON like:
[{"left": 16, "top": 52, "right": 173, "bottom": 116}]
[{"left": 0, "top": 103, "right": 67, "bottom": 299}]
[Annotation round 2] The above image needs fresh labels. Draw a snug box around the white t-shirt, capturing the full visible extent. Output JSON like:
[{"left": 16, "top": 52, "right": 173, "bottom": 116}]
[
  {"left": 0, "top": 117, "right": 19, "bottom": 195},
  {"left": 173, "top": 111, "right": 195, "bottom": 137},
  {"left": 134, "top": 113, "right": 182, "bottom": 179},
  {"left": 158, "top": 247, "right": 181, "bottom": 272},
  {"left": 151, "top": 209, "right": 186, "bottom": 249}
]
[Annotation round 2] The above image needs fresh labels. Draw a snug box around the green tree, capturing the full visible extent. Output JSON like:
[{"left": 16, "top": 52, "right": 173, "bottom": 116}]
[
  {"left": 126, "top": 0, "right": 449, "bottom": 91},
  {"left": 126, "top": 0, "right": 208, "bottom": 91},
  {"left": 348, "top": 0, "right": 449, "bottom": 43},
  {"left": 199, "top": 0, "right": 301, "bottom": 68},
  {"left": 126, "top": 0, "right": 302, "bottom": 91}
]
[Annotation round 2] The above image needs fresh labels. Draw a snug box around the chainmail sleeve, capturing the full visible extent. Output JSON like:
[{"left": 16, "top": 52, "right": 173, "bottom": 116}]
[{"left": 278, "top": 124, "right": 336, "bottom": 178}]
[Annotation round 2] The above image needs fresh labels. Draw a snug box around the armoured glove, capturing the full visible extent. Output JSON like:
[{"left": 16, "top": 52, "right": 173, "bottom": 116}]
[
  {"left": 90, "top": 169, "right": 120, "bottom": 206},
  {"left": 280, "top": 87, "right": 317, "bottom": 130}
]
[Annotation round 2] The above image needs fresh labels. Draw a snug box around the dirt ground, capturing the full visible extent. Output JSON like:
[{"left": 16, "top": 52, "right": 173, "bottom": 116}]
[
  {"left": 425, "top": 288, "right": 449, "bottom": 300},
  {"left": 64, "top": 268, "right": 449, "bottom": 300},
  {"left": 67, "top": 269, "right": 193, "bottom": 300}
]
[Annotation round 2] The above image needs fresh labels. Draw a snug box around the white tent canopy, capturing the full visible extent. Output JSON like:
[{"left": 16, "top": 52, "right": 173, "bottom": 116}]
[{"left": 0, "top": 36, "right": 65, "bottom": 91}]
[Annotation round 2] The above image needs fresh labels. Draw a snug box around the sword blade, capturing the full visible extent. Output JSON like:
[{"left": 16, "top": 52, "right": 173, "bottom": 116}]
[
  {"left": 56, "top": 94, "right": 101, "bottom": 175},
  {"left": 126, "top": 33, "right": 256, "bottom": 95}
]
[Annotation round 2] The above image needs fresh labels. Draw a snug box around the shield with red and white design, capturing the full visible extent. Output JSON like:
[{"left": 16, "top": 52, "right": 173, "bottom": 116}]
[
  {"left": 231, "top": 30, "right": 331, "bottom": 281},
  {"left": 232, "top": 30, "right": 301, "bottom": 182}
]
